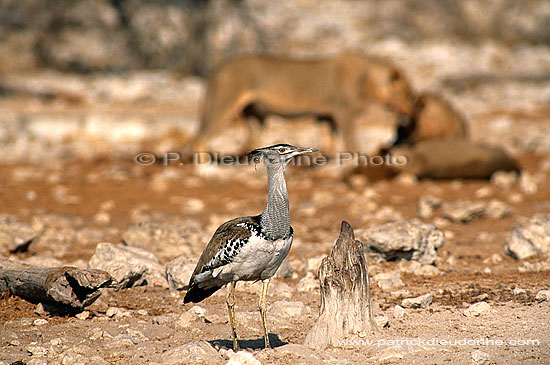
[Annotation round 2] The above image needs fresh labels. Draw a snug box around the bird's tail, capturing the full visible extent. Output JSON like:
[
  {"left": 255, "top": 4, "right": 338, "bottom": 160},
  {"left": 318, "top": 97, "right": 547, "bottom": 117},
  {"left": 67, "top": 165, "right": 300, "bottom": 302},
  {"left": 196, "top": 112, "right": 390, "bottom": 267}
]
[{"left": 184, "top": 284, "right": 223, "bottom": 303}]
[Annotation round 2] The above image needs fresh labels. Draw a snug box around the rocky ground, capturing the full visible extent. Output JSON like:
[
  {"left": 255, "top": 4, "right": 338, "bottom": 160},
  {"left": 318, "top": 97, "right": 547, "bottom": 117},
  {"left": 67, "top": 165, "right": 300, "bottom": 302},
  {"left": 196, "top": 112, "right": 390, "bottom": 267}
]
[
  {"left": 1, "top": 2, "right": 550, "bottom": 363},
  {"left": 1, "top": 152, "right": 550, "bottom": 364}
]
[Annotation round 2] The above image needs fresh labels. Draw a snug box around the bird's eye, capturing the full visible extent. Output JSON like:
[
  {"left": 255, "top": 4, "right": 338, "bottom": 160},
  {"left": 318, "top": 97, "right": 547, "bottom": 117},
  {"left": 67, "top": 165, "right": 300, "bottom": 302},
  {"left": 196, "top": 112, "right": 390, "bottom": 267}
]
[{"left": 278, "top": 148, "right": 287, "bottom": 153}]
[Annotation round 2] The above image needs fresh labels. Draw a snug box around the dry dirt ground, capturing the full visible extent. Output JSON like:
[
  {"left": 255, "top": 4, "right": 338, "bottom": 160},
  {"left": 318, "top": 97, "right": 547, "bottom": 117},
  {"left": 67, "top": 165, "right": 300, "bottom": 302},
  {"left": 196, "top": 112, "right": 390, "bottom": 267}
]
[{"left": 1, "top": 154, "right": 549, "bottom": 364}]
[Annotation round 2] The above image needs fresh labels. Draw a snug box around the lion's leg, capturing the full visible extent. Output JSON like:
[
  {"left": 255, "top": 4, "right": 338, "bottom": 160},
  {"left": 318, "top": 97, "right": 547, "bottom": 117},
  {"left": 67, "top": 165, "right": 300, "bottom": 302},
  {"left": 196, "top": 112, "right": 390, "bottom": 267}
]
[{"left": 335, "top": 108, "right": 359, "bottom": 154}]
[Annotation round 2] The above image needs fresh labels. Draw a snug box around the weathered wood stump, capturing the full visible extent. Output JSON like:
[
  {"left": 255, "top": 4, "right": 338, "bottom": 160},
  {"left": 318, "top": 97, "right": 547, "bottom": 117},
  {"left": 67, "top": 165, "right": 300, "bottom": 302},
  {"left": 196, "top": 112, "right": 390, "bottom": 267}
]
[
  {"left": 304, "top": 221, "right": 379, "bottom": 350},
  {"left": 0, "top": 260, "right": 112, "bottom": 312}
]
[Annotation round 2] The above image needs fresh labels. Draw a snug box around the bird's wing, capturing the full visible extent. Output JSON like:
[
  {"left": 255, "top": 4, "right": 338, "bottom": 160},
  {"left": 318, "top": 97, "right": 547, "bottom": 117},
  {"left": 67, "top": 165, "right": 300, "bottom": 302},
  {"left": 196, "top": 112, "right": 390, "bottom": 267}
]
[{"left": 188, "top": 215, "right": 261, "bottom": 285}]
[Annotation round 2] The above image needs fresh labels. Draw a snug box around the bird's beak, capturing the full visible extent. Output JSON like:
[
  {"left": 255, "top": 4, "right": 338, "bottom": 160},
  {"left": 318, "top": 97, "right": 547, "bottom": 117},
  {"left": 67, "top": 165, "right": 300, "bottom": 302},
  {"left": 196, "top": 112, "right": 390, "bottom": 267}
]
[{"left": 296, "top": 147, "right": 319, "bottom": 155}]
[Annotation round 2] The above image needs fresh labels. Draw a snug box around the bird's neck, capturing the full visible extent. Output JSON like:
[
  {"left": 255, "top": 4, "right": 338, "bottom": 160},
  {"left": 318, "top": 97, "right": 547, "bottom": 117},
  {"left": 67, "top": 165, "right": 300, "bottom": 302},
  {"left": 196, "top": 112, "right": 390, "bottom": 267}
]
[{"left": 261, "top": 162, "right": 291, "bottom": 240}]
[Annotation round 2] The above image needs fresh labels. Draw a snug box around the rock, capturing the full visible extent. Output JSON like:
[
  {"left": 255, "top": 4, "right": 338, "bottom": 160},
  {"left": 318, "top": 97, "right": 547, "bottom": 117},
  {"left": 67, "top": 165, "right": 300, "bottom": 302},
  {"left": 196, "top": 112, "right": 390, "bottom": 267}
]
[
  {"left": 519, "top": 172, "right": 538, "bottom": 194},
  {"left": 392, "top": 305, "right": 407, "bottom": 319},
  {"left": 356, "top": 221, "right": 445, "bottom": 265},
  {"left": 513, "top": 288, "right": 526, "bottom": 296},
  {"left": 483, "top": 254, "right": 503, "bottom": 265},
  {"left": 175, "top": 306, "right": 208, "bottom": 329},
  {"left": 417, "top": 195, "right": 443, "bottom": 219},
  {"left": 75, "top": 311, "right": 90, "bottom": 320},
  {"left": 33, "top": 318, "right": 48, "bottom": 326},
  {"left": 226, "top": 350, "right": 261, "bottom": 365},
  {"left": 296, "top": 272, "right": 320, "bottom": 292},
  {"left": 399, "top": 260, "right": 441, "bottom": 276},
  {"left": 88, "top": 242, "right": 168, "bottom": 288},
  {"left": 474, "top": 186, "right": 492, "bottom": 198},
  {"left": 441, "top": 200, "right": 486, "bottom": 223},
  {"left": 0, "top": 215, "right": 39, "bottom": 255},
  {"left": 306, "top": 255, "right": 325, "bottom": 275},
  {"left": 269, "top": 300, "right": 311, "bottom": 319},
  {"left": 373, "top": 272, "right": 405, "bottom": 291},
  {"left": 27, "top": 345, "right": 48, "bottom": 357},
  {"left": 267, "top": 343, "right": 337, "bottom": 364},
  {"left": 518, "top": 260, "right": 550, "bottom": 272},
  {"left": 535, "top": 290, "right": 550, "bottom": 301},
  {"left": 491, "top": 171, "right": 518, "bottom": 190},
  {"left": 22, "top": 255, "right": 64, "bottom": 268},
  {"left": 268, "top": 281, "right": 293, "bottom": 299},
  {"left": 165, "top": 255, "right": 195, "bottom": 291},
  {"left": 395, "top": 173, "right": 418, "bottom": 186},
  {"left": 464, "top": 301, "right": 491, "bottom": 317},
  {"left": 505, "top": 214, "right": 550, "bottom": 260},
  {"left": 390, "top": 289, "right": 410, "bottom": 299},
  {"left": 106, "top": 307, "right": 131, "bottom": 319},
  {"left": 401, "top": 293, "right": 432, "bottom": 309},
  {"left": 122, "top": 219, "right": 207, "bottom": 261},
  {"left": 275, "top": 257, "right": 294, "bottom": 279},
  {"left": 471, "top": 349, "right": 490, "bottom": 364},
  {"left": 375, "top": 314, "right": 389, "bottom": 328},
  {"left": 152, "top": 314, "right": 178, "bottom": 326},
  {"left": 485, "top": 200, "right": 512, "bottom": 219},
  {"left": 160, "top": 341, "right": 223, "bottom": 365}
]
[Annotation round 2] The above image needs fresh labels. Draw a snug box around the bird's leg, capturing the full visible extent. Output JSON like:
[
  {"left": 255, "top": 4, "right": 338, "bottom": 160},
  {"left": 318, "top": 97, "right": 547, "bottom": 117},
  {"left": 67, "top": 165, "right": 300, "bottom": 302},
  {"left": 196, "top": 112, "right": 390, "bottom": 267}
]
[
  {"left": 259, "top": 279, "right": 270, "bottom": 348},
  {"left": 226, "top": 281, "right": 239, "bottom": 351}
]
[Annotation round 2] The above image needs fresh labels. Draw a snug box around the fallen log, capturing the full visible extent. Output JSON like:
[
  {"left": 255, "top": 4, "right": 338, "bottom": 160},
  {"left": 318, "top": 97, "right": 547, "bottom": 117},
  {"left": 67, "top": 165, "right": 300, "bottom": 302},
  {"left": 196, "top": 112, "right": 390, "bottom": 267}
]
[
  {"left": 304, "top": 221, "right": 379, "bottom": 350},
  {"left": 0, "top": 265, "right": 112, "bottom": 312}
]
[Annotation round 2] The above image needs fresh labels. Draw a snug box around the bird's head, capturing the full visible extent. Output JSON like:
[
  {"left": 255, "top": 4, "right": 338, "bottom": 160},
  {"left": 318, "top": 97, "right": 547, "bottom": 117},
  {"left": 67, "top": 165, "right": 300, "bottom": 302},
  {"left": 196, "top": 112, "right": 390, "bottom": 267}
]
[{"left": 248, "top": 144, "right": 318, "bottom": 165}]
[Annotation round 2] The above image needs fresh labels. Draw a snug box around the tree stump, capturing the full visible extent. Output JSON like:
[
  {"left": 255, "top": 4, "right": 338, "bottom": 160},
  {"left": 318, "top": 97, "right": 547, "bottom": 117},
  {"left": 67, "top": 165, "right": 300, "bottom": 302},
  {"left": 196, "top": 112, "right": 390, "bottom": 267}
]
[
  {"left": 0, "top": 261, "right": 112, "bottom": 312},
  {"left": 304, "top": 221, "right": 379, "bottom": 350}
]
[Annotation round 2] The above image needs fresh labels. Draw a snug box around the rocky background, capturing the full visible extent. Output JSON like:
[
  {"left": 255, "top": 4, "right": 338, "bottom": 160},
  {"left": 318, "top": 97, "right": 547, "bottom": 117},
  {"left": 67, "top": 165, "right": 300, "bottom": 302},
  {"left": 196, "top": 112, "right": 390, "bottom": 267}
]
[
  {"left": 1, "top": 0, "right": 550, "bottom": 161},
  {"left": 1, "top": 1, "right": 550, "bottom": 364}
]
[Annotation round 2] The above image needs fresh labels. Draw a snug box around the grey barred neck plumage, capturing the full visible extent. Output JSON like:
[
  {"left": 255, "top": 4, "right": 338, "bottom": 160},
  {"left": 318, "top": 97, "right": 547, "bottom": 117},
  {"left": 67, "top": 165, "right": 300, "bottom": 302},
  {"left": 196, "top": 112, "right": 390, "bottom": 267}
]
[{"left": 184, "top": 144, "right": 317, "bottom": 304}]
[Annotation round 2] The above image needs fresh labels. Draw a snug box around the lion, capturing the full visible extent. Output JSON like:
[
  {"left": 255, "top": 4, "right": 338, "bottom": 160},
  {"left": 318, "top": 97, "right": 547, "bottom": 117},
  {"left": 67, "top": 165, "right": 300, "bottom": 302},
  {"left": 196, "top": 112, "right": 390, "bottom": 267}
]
[
  {"left": 392, "top": 92, "right": 468, "bottom": 147},
  {"left": 188, "top": 52, "right": 415, "bottom": 155}
]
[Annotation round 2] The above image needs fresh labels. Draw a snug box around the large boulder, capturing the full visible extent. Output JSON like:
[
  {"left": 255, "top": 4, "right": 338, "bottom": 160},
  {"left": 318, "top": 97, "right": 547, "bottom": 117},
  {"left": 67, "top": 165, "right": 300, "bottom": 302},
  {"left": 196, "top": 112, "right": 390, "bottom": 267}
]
[
  {"left": 505, "top": 214, "right": 550, "bottom": 260},
  {"left": 356, "top": 221, "right": 444, "bottom": 265}
]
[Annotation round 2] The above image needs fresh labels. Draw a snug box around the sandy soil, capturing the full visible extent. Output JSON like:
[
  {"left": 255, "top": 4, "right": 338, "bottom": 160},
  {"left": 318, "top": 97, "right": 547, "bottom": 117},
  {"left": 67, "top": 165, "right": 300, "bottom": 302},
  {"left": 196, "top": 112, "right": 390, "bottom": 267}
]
[{"left": 0, "top": 154, "right": 549, "bottom": 364}]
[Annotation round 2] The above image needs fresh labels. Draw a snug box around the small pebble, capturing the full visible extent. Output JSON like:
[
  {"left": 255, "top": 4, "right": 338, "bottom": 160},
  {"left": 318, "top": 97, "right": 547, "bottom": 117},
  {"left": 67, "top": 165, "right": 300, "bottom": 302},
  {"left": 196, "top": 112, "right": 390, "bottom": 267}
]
[{"left": 33, "top": 318, "right": 48, "bottom": 326}]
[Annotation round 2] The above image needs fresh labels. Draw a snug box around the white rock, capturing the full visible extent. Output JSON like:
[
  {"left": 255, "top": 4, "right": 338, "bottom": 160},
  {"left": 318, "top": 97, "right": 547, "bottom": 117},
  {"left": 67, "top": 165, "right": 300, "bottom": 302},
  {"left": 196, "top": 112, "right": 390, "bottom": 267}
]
[
  {"left": 519, "top": 172, "right": 537, "bottom": 194},
  {"left": 392, "top": 305, "right": 407, "bottom": 319},
  {"left": 373, "top": 272, "right": 404, "bottom": 291},
  {"left": 306, "top": 255, "right": 325, "bottom": 275},
  {"left": 464, "top": 301, "right": 491, "bottom": 317},
  {"left": 491, "top": 171, "right": 517, "bottom": 190},
  {"left": 296, "top": 272, "right": 320, "bottom": 292},
  {"left": 165, "top": 255, "right": 195, "bottom": 290},
  {"left": 505, "top": 214, "right": 550, "bottom": 260},
  {"left": 471, "top": 349, "right": 490, "bottom": 364},
  {"left": 401, "top": 293, "right": 433, "bottom": 309},
  {"left": 227, "top": 350, "right": 261, "bottom": 365},
  {"left": 441, "top": 200, "right": 486, "bottom": 223},
  {"left": 33, "top": 318, "right": 48, "bottom": 326},
  {"left": 417, "top": 195, "right": 443, "bottom": 219},
  {"left": 75, "top": 311, "right": 90, "bottom": 320},
  {"left": 356, "top": 221, "right": 445, "bottom": 265},
  {"left": 474, "top": 186, "right": 492, "bottom": 198},
  {"left": 485, "top": 200, "right": 512, "bottom": 219},
  {"left": 160, "top": 341, "right": 223, "bottom": 364},
  {"left": 399, "top": 260, "right": 441, "bottom": 276},
  {"left": 390, "top": 289, "right": 410, "bottom": 298},
  {"left": 535, "top": 290, "right": 550, "bottom": 301},
  {"left": 269, "top": 300, "right": 311, "bottom": 318},
  {"left": 375, "top": 314, "right": 389, "bottom": 328},
  {"left": 106, "top": 307, "right": 130, "bottom": 318},
  {"left": 513, "top": 288, "right": 526, "bottom": 295},
  {"left": 88, "top": 242, "right": 168, "bottom": 288},
  {"left": 483, "top": 254, "right": 503, "bottom": 264},
  {"left": 27, "top": 345, "right": 48, "bottom": 357}
]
